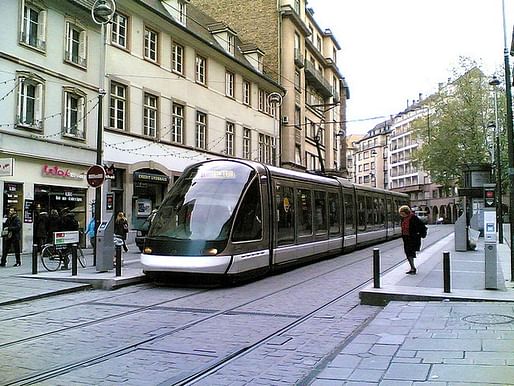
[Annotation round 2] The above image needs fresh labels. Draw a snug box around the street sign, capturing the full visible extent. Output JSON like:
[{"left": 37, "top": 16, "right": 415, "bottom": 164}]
[
  {"left": 483, "top": 184, "right": 496, "bottom": 208},
  {"left": 86, "top": 165, "right": 105, "bottom": 188},
  {"left": 54, "top": 231, "right": 79, "bottom": 245}
]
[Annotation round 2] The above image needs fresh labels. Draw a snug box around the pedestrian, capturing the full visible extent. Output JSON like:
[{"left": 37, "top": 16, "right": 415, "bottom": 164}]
[
  {"left": 86, "top": 217, "right": 96, "bottom": 249},
  {"left": 114, "top": 211, "right": 129, "bottom": 252},
  {"left": 399, "top": 205, "right": 427, "bottom": 274},
  {"left": 1, "top": 208, "right": 22, "bottom": 267},
  {"left": 34, "top": 209, "right": 49, "bottom": 252},
  {"left": 59, "top": 208, "right": 79, "bottom": 270},
  {"left": 47, "top": 209, "right": 61, "bottom": 243}
]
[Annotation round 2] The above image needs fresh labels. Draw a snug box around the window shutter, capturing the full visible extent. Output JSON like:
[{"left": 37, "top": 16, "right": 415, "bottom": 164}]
[
  {"left": 35, "top": 83, "right": 43, "bottom": 128},
  {"left": 38, "top": 10, "right": 47, "bottom": 49},
  {"left": 79, "top": 96, "right": 85, "bottom": 137},
  {"left": 65, "top": 22, "right": 70, "bottom": 60},
  {"left": 17, "top": 80, "right": 24, "bottom": 123},
  {"left": 79, "top": 30, "right": 87, "bottom": 66}
]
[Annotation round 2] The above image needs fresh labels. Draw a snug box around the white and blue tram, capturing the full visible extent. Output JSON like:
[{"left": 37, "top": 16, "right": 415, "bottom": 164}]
[{"left": 141, "top": 159, "right": 409, "bottom": 280}]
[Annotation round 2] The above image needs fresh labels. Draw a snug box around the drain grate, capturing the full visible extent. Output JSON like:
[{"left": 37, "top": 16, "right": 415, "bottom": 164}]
[{"left": 462, "top": 313, "right": 514, "bottom": 325}]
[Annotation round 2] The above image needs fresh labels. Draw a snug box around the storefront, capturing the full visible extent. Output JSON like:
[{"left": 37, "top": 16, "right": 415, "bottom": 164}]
[{"left": 132, "top": 169, "right": 169, "bottom": 229}]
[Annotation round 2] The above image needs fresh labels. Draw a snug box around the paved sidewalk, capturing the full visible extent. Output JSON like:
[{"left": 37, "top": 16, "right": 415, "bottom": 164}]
[
  {"left": 312, "top": 234, "right": 514, "bottom": 385},
  {"left": 0, "top": 243, "right": 146, "bottom": 305}
]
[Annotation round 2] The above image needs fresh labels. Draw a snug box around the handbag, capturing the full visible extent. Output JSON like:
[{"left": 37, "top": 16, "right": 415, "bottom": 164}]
[{"left": 1, "top": 229, "right": 11, "bottom": 238}]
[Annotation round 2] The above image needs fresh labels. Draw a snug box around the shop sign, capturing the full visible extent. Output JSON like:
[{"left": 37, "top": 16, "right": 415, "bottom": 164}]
[
  {"left": 133, "top": 171, "right": 169, "bottom": 184},
  {"left": 24, "top": 199, "right": 34, "bottom": 223},
  {"left": 104, "top": 164, "right": 115, "bottom": 180},
  {"left": 0, "top": 158, "right": 14, "bottom": 177},
  {"left": 54, "top": 231, "right": 79, "bottom": 245},
  {"left": 86, "top": 165, "right": 105, "bottom": 188},
  {"left": 42, "top": 165, "right": 84, "bottom": 180}
]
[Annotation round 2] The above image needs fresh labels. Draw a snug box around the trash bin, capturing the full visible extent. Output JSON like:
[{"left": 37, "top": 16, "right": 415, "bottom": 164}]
[{"left": 468, "top": 227, "right": 480, "bottom": 250}]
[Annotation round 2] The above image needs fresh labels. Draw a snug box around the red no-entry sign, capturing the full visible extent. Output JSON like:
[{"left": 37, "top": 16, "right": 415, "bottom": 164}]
[{"left": 86, "top": 165, "right": 105, "bottom": 188}]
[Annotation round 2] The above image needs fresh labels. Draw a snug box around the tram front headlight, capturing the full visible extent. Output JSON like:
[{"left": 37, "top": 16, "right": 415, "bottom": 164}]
[
  {"left": 143, "top": 247, "right": 152, "bottom": 254},
  {"left": 202, "top": 247, "right": 218, "bottom": 256}
]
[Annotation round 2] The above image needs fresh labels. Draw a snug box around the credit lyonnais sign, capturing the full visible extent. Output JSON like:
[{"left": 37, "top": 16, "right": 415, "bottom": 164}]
[{"left": 133, "top": 171, "right": 169, "bottom": 184}]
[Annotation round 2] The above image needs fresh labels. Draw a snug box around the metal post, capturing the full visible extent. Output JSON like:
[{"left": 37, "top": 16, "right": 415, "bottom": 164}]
[
  {"left": 115, "top": 244, "right": 122, "bottom": 277},
  {"left": 71, "top": 244, "right": 77, "bottom": 276},
  {"left": 490, "top": 76, "right": 503, "bottom": 243},
  {"left": 32, "top": 243, "right": 38, "bottom": 274},
  {"left": 501, "top": 0, "right": 514, "bottom": 281},
  {"left": 373, "top": 248, "right": 380, "bottom": 288},
  {"left": 443, "top": 251, "right": 451, "bottom": 293}
]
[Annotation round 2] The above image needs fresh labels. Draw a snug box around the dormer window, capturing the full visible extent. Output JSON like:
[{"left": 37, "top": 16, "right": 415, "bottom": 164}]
[
  {"left": 208, "top": 23, "right": 237, "bottom": 56},
  {"left": 162, "top": 0, "right": 188, "bottom": 27},
  {"left": 240, "top": 44, "right": 265, "bottom": 73}
]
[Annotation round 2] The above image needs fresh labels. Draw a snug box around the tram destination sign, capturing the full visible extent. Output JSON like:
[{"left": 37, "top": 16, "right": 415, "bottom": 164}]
[{"left": 86, "top": 165, "right": 106, "bottom": 188}]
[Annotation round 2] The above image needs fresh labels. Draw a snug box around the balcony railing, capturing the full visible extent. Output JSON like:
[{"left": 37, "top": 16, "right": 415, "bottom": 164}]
[
  {"left": 294, "top": 49, "right": 304, "bottom": 68},
  {"left": 304, "top": 60, "right": 333, "bottom": 98}
]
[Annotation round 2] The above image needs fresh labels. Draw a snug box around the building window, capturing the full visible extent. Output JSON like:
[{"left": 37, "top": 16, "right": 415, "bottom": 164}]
[
  {"left": 196, "top": 55, "right": 206, "bottom": 84},
  {"left": 63, "top": 88, "right": 86, "bottom": 139},
  {"left": 178, "top": 0, "right": 187, "bottom": 25},
  {"left": 243, "top": 127, "right": 251, "bottom": 159},
  {"left": 65, "top": 21, "right": 87, "bottom": 67},
  {"left": 171, "top": 42, "right": 184, "bottom": 74},
  {"left": 316, "top": 35, "right": 322, "bottom": 52},
  {"left": 258, "top": 89, "right": 265, "bottom": 111},
  {"left": 171, "top": 102, "right": 184, "bottom": 144},
  {"left": 259, "top": 133, "right": 273, "bottom": 164},
  {"left": 242, "top": 80, "right": 251, "bottom": 105},
  {"left": 225, "top": 71, "right": 234, "bottom": 98},
  {"left": 227, "top": 33, "right": 235, "bottom": 55},
  {"left": 20, "top": 2, "right": 46, "bottom": 51},
  {"left": 294, "top": 105, "right": 301, "bottom": 128},
  {"left": 294, "top": 0, "right": 301, "bottom": 14},
  {"left": 195, "top": 111, "right": 207, "bottom": 149},
  {"left": 294, "top": 70, "right": 301, "bottom": 90},
  {"left": 16, "top": 74, "right": 44, "bottom": 130},
  {"left": 109, "top": 82, "right": 126, "bottom": 130},
  {"left": 143, "top": 93, "right": 158, "bottom": 137},
  {"left": 144, "top": 26, "right": 158, "bottom": 63},
  {"left": 111, "top": 12, "right": 128, "bottom": 49},
  {"left": 226, "top": 122, "right": 235, "bottom": 156}
]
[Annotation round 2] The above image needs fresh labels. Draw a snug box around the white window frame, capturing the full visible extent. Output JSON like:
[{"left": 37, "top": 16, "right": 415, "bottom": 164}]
[
  {"left": 20, "top": 1, "right": 46, "bottom": 51},
  {"left": 258, "top": 89, "right": 265, "bottom": 111},
  {"left": 172, "top": 42, "right": 184, "bottom": 74},
  {"left": 65, "top": 21, "right": 87, "bottom": 67},
  {"left": 195, "top": 55, "right": 206, "bottom": 85},
  {"left": 143, "top": 93, "right": 158, "bottom": 137},
  {"left": 16, "top": 74, "right": 44, "bottom": 130},
  {"left": 259, "top": 133, "right": 273, "bottom": 164},
  {"left": 226, "top": 121, "right": 235, "bottom": 156},
  {"left": 178, "top": 0, "right": 187, "bottom": 25},
  {"left": 109, "top": 82, "right": 126, "bottom": 130},
  {"left": 242, "top": 80, "right": 251, "bottom": 105},
  {"left": 111, "top": 12, "right": 128, "bottom": 49},
  {"left": 63, "top": 88, "right": 86, "bottom": 139},
  {"left": 225, "top": 71, "right": 234, "bottom": 98},
  {"left": 172, "top": 102, "right": 184, "bottom": 144},
  {"left": 144, "top": 26, "right": 158, "bottom": 63},
  {"left": 227, "top": 33, "right": 235, "bottom": 55},
  {"left": 243, "top": 127, "right": 251, "bottom": 159},
  {"left": 195, "top": 111, "right": 207, "bottom": 149}
]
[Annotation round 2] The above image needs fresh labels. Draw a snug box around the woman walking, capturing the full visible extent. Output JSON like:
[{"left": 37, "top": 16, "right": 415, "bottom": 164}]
[
  {"left": 114, "top": 212, "right": 129, "bottom": 252},
  {"left": 399, "top": 205, "right": 427, "bottom": 274}
]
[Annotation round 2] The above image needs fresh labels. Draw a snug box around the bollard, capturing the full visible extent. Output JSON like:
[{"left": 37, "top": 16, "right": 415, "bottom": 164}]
[
  {"left": 115, "top": 244, "right": 122, "bottom": 277},
  {"left": 32, "top": 244, "right": 38, "bottom": 274},
  {"left": 373, "top": 248, "right": 380, "bottom": 288},
  {"left": 443, "top": 251, "right": 451, "bottom": 293},
  {"left": 71, "top": 244, "right": 78, "bottom": 276}
]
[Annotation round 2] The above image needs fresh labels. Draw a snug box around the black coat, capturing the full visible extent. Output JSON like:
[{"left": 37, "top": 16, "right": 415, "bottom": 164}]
[
  {"left": 3, "top": 215, "right": 21, "bottom": 241},
  {"left": 402, "top": 215, "right": 427, "bottom": 255}
]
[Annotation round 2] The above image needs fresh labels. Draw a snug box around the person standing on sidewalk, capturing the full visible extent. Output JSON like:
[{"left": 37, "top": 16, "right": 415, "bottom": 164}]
[
  {"left": 114, "top": 212, "right": 129, "bottom": 253},
  {"left": 1, "top": 208, "right": 22, "bottom": 267},
  {"left": 399, "top": 205, "right": 427, "bottom": 275}
]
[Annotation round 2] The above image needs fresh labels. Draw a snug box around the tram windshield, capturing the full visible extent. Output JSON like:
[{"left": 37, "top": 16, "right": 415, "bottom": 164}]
[{"left": 149, "top": 161, "right": 255, "bottom": 241}]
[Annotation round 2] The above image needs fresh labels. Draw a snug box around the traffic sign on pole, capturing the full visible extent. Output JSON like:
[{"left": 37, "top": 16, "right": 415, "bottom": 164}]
[{"left": 86, "top": 165, "right": 106, "bottom": 188}]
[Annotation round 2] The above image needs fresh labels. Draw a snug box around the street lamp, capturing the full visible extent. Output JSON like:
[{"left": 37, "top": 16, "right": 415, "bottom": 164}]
[
  {"left": 489, "top": 76, "right": 503, "bottom": 244},
  {"left": 91, "top": 0, "right": 115, "bottom": 261},
  {"left": 268, "top": 92, "right": 283, "bottom": 166}
]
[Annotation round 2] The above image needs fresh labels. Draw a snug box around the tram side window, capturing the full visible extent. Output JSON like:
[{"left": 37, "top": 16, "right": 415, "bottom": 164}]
[
  {"left": 328, "top": 192, "right": 340, "bottom": 236},
  {"left": 314, "top": 191, "right": 327, "bottom": 235},
  {"left": 366, "top": 196, "right": 374, "bottom": 230},
  {"left": 343, "top": 191, "right": 355, "bottom": 235},
  {"left": 232, "top": 179, "right": 262, "bottom": 242},
  {"left": 276, "top": 184, "right": 295, "bottom": 245},
  {"left": 357, "top": 194, "right": 366, "bottom": 231},
  {"left": 297, "top": 188, "right": 312, "bottom": 237},
  {"left": 378, "top": 197, "right": 385, "bottom": 228},
  {"left": 386, "top": 198, "right": 393, "bottom": 228},
  {"left": 393, "top": 199, "right": 400, "bottom": 227}
]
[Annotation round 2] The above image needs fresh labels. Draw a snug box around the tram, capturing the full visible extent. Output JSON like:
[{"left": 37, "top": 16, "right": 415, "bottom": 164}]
[{"left": 140, "top": 159, "right": 409, "bottom": 280}]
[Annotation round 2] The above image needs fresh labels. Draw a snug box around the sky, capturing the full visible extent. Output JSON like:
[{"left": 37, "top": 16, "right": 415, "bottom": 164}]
[{"left": 307, "top": 0, "right": 514, "bottom": 135}]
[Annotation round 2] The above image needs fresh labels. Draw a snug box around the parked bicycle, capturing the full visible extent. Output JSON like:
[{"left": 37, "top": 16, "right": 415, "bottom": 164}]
[{"left": 40, "top": 243, "right": 86, "bottom": 271}]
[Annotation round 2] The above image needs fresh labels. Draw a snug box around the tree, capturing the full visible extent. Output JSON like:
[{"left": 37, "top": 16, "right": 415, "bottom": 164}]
[{"left": 411, "top": 57, "right": 504, "bottom": 191}]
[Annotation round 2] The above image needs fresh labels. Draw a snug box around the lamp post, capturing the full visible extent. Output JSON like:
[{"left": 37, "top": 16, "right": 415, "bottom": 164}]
[
  {"left": 501, "top": 0, "right": 514, "bottom": 280},
  {"left": 91, "top": 0, "right": 115, "bottom": 261},
  {"left": 268, "top": 92, "right": 283, "bottom": 166},
  {"left": 489, "top": 76, "right": 503, "bottom": 244}
]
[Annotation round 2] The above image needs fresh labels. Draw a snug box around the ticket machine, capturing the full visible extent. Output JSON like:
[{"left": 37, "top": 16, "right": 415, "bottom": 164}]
[{"left": 96, "top": 214, "right": 114, "bottom": 272}]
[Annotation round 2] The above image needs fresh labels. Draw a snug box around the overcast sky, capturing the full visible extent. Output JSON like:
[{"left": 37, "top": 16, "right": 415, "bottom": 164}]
[{"left": 307, "top": 0, "right": 514, "bottom": 135}]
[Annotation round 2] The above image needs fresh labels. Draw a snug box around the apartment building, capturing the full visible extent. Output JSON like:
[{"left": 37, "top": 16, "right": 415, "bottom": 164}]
[
  {"left": 0, "top": 0, "right": 283, "bottom": 250},
  {"left": 345, "top": 134, "right": 363, "bottom": 183},
  {"left": 354, "top": 121, "right": 391, "bottom": 189},
  {"left": 191, "top": 0, "right": 349, "bottom": 172}
]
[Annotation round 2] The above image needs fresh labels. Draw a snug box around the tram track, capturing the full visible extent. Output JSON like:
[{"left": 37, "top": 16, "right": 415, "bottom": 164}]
[{"left": 6, "top": 228, "right": 449, "bottom": 385}]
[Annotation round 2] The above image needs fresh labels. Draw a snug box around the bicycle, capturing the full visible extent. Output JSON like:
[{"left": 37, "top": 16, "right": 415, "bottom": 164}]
[{"left": 40, "top": 243, "right": 86, "bottom": 271}]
